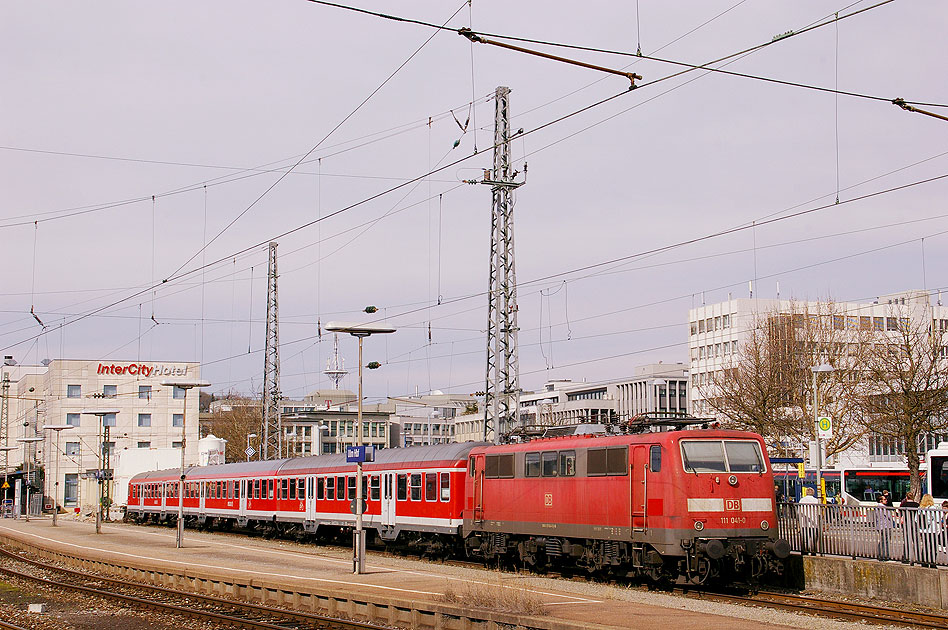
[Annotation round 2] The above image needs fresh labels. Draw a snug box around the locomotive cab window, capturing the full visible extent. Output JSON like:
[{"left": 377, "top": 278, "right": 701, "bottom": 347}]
[
  {"left": 681, "top": 440, "right": 765, "bottom": 473},
  {"left": 649, "top": 445, "right": 661, "bottom": 473}
]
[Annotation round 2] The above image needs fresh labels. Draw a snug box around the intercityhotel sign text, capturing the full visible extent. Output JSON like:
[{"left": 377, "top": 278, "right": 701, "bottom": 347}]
[{"left": 96, "top": 363, "right": 189, "bottom": 378}]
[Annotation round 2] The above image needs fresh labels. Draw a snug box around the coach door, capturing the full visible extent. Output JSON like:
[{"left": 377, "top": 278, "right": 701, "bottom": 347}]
[
  {"left": 238, "top": 480, "right": 248, "bottom": 517},
  {"left": 306, "top": 477, "right": 316, "bottom": 521},
  {"left": 631, "top": 445, "right": 649, "bottom": 531},
  {"left": 472, "top": 455, "right": 485, "bottom": 523},
  {"left": 381, "top": 473, "right": 396, "bottom": 526}
]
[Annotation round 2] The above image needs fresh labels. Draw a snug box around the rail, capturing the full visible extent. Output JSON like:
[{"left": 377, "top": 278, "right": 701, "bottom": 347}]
[{"left": 777, "top": 502, "right": 948, "bottom": 566}]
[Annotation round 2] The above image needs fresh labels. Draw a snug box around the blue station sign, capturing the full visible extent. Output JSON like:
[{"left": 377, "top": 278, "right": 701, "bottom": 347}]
[{"left": 346, "top": 445, "right": 375, "bottom": 463}]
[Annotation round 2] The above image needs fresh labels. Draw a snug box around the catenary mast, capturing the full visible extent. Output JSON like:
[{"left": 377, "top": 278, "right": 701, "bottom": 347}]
[
  {"left": 262, "top": 241, "right": 282, "bottom": 459},
  {"left": 482, "top": 86, "right": 524, "bottom": 443}
]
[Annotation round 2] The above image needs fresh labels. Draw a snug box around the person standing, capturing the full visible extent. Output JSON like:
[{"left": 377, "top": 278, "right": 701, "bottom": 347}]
[
  {"left": 799, "top": 487, "right": 820, "bottom": 554},
  {"left": 900, "top": 492, "right": 920, "bottom": 563},
  {"left": 918, "top": 494, "right": 939, "bottom": 567},
  {"left": 876, "top": 494, "right": 894, "bottom": 559}
]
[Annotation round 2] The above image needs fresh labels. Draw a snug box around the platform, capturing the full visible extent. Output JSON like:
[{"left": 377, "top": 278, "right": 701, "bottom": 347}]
[{"left": 0, "top": 517, "right": 829, "bottom": 630}]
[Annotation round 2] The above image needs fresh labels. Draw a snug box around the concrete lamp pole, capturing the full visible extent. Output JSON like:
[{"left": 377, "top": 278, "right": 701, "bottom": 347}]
[
  {"left": 316, "top": 425, "right": 328, "bottom": 456},
  {"left": 42, "top": 424, "right": 74, "bottom": 526},
  {"left": 81, "top": 409, "right": 120, "bottom": 534},
  {"left": 0, "top": 445, "right": 16, "bottom": 514},
  {"left": 161, "top": 380, "right": 211, "bottom": 549},
  {"left": 811, "top": 363, "right": 835, "bottom": 503},
  {"left": 16, "top": 436, "right": 44, "bottom": 521},
  {"left": 325, "top": 320, "right": 396, "bottom": 575}
]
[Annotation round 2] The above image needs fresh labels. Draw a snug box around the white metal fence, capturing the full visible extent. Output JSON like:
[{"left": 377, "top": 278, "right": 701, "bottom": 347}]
[{"left": 778, "top": 502, "right": 948, "bottom": 567}]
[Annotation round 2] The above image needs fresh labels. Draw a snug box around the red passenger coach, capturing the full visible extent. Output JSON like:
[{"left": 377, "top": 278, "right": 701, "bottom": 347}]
[{"left": 462, "top": 428, "right": 789, "bottom": 582}]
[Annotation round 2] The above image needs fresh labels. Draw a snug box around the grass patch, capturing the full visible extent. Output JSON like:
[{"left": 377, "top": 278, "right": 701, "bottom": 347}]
[{"left": 442, "top": 575, "right": 547, "bottom": 616}]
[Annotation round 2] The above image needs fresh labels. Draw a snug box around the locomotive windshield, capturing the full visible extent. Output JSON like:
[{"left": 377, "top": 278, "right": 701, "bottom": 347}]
[{"left": 681, "top": 440, "right": 765, "bottom": 473}]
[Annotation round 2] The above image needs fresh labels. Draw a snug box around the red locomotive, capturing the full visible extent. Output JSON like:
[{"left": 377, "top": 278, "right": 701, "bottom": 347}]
[{"left": 127, "top": 419, "right": 789, "bottom": 583}]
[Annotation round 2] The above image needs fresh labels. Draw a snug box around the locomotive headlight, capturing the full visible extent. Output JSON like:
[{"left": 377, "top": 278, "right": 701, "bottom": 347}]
[
  {"left": 728, "top": 475, "right": 738, "bottom": 486},
  {"left": 760, "top": 520, "right": 770, "bottom": 531},
  {"left": 694, "top": 520, "right": 705, "bottom": 531}
]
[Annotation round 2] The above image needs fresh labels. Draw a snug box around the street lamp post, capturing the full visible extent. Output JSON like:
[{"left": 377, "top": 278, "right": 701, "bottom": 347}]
[
  {"left": 325, "top": 321, "right": 396, "bottom": 575},
  {"left": 811, "top": 363, "right": 835, "bottom": 502},
  {"left": 0, "top": 445, "right": 16, "bottom": 516},
  {"left": 42, "top": 425, "right": 74, "bottom": 526},
  {"left": 246, "top": 433, "right": 257, "bottom": 462},
  {"left": 161, "top": 380, "right": 211, "bottom": 549},
  {"left": 81, "top": 409, "right": 120, "bottom": 534},
  {"left": 16, "top": 436, "right": 44, "bottom": 521}
]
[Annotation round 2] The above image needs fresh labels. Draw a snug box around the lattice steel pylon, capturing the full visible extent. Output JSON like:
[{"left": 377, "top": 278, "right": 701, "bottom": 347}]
[
  {"left": 1, "top": 372, "right": 9, "bottom": 478},
  {"left": 482, "top": 86, "right": 525, "bottom": 443},
  {"left": 261, "top": 241, "right": 282, "bottom": 460}
]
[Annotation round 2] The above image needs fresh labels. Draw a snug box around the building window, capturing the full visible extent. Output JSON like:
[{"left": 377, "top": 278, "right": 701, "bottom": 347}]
[
  {"left": 66, "top": 413, "right": 80, "bottom": 427},
  {"left": 103, "top": 413, "right": 116, "bottom": 427},
  {"left": 138, "top": 413, "right": 152, "bottom": 427},
  {"left": 103, "top": 384, "right": 117, "bottom": 398},
  {"left": 172, "top": 441, "right": 183, "bottom": 448},
  {"left": 64, "top": 474, "right": 78, "bottom": 506},
  {"left": 67, "top": 384, "right": 81, "bottom": 398},
  {"left": 173, "top": 386, "right": 186, "bottom": 399},
  {"left": 172, "top": 414, "right": 183, "bottom": 427},
  {"left": 139, "top": 385, "right": 152, "bottom": 400},
  {"left": 138, "top": 441, "right": 151, "bottom": 449},
  {"left": 65, "top": 442, "right": 80, "bottom": 456}
]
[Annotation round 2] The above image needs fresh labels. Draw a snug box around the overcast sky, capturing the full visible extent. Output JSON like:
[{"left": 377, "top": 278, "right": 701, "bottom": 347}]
[{"left": 2, "top": 1, "right": 947, "bottom": 403}]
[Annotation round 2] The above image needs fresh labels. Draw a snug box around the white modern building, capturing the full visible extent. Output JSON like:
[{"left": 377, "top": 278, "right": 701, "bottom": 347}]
[
  {"left": 389, "top": 391, "right": 478, "bottom": 447},
  {"left": 688, "top": 289, "right": 948, "bottom": 464},
  {"left": 8, "top": 358, "right": 201, "bottom": 512}
]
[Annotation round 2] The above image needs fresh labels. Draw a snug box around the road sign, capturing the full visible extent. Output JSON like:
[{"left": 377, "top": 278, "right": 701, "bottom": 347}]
[
  {"left": 1, "top": 482, "right": 8, "bottom": 489},
  {"left": 349, "top": 498, "right": 367, "bottom": 515},
  {"left": 817, "top": 416, "right": 833, "bottom": 439},
  {"left": 245, "top": 446, "right": 256, "bottom": 458}
]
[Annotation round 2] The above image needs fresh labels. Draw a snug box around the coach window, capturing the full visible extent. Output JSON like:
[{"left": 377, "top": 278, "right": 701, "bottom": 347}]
[
  {"left": 269, "top": 479, "right": 275, "bottom": 499},
  {"left": 440, "top": 472, "right": 450, "bottom": 501},
  {"left": 425, "top": 473, "right": 437, "bottom": 501},
  {"left": 326, "top": 477, "right": 335, "bottom": 500},
  {"left": 541, "top": 452, "right": 558, "bottom": 477},
  {"left": 317, "top": 477, "right": 325, "bottom": 500},
  {"left": 298, "top": 479, "right": 305, "bottom": 499},
  {"left": 524, "top": 452, "right": 540, "bottom": 477},
  {"left": 410, "top": 473, "right": 422, "bottom": 500},
  {"left": 307, "top": 478, "right": 313, "bottom": 499},
  {"left": 559, "top": 451, "right": 576, "bottom": 477},
  {"left": 397, "top": 474, "right": 408, "bottom": 501},
  {"left": 649, "top": 445, "right": 662, "bottom": 473},
  {"left": 289, "top": 478, "right": 296, "bottom": 500},
  {"left": 348, "top": 476, "right": 356, "bottom": 501},
  {"left": 252, "top": 480, "right": 259, "bottom": 499},
  {"left": 370, "top": 475, "right": 380, "bottom": 501}
]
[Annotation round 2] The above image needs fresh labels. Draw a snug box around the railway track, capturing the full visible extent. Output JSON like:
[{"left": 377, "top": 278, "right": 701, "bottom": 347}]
[
  {"left": 690, "top": 588, "right": 948, "bottom": 629},
  {"left": 0, "top": 546, "right": 384, "bottom": 630}
]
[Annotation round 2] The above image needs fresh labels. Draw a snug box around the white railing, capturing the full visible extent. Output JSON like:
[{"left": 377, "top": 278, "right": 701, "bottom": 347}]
[{"left": 778, "top": 502, "right": 948, "bottom": 567}]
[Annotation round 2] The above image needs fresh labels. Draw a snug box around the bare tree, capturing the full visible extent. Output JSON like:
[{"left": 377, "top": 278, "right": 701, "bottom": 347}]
[
  {"left": 199, "top": 392, "right": 261, "bottom": 463},
  {"left": 856, "top": 306, "right": 948, "bottom": 499},
  {"left": 700, "top": 301, "right": 869, "bottom": 458}
]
